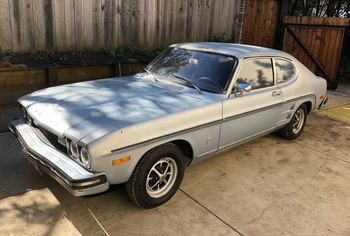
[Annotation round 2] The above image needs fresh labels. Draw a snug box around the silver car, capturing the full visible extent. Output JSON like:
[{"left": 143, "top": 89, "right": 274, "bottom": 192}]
[{"left": 10, "top": 43, "right": 328, "bottom": 208}]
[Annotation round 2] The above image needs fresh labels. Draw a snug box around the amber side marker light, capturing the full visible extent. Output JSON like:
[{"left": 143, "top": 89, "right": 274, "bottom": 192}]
[{"left": 113, "top": 156, "right": 130, "bottom": 166}]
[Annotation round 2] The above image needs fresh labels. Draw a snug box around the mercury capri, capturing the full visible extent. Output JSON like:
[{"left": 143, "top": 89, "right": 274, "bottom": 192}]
[{"left": 9, "top": 43, "right": 328, "bottom": 208}]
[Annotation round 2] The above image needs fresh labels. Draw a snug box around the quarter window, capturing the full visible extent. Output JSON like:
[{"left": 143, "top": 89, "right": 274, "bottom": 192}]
[
  {"left": 275, "top": 59, "right": 296, "bottom": 84},
  {"left": 235, "top": 58, "right": 274, "bottom": 91}
]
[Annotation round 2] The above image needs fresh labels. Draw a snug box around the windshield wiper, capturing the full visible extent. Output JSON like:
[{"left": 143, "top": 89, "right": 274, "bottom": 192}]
[
  {"left": 172, "top": 74, "right": 202, "bottom": 94},
  {"left": 142, "top": 68, "right": 158, "bottom": 82}
]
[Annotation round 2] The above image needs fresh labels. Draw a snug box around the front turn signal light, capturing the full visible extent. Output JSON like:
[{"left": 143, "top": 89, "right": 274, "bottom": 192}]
[{"left": 113, "top": 156, "right": 130, "bottom": 166}]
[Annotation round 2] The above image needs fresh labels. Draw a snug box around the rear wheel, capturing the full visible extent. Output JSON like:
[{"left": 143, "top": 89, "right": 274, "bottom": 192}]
[
  {"left": 126, "top": 143, "right": 186, "bottom": 208},
  {"left": 279, "top": 104, "right": 307, "bottom": 140}
]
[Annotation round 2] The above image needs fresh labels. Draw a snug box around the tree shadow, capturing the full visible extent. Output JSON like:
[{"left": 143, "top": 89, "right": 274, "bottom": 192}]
[{"left": 0, "top": 185, "right": 78, "bottom": 236}]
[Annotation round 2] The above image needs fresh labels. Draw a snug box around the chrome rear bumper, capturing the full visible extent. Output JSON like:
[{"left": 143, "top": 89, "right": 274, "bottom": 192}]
[{"left": 9, "top": 119, "right": 109, "bottom": 196}]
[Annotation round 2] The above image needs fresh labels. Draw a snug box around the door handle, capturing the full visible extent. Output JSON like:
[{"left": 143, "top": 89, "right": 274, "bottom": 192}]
[{"left": 272, "top": 91, "right": 282, "bottom": 97}]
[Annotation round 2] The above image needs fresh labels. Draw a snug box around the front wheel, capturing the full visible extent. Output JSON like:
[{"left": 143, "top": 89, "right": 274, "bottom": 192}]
[
  {"left": 126, "top": 143, "right": 186, "bottom": 208},
  {"left": 279, "top": 104, "right": 307, "bottom": 140}
]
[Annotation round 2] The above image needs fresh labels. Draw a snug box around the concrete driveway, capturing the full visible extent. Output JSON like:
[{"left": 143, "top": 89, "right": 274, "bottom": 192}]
[{"left": 0, "top": 85, "right": 349, "bottom": 235}]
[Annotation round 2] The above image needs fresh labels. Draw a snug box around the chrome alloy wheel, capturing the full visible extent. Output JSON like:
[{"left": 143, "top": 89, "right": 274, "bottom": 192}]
[
  {"left": 146, "top": 157, "right": 178, "bottom": 198},
  {"left": 292, "top": 108, "right": 305, "bottom": 134}
]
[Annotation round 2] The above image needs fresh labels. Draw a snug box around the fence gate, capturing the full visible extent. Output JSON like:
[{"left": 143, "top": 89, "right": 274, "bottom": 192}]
[{"left": 279, "top": 16, "right": 349, "bottom": 89}]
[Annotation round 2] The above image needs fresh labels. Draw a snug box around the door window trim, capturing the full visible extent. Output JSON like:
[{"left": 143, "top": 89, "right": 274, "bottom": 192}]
[{"left": 229, "top": 56, "right": 275, "bottom": 95}]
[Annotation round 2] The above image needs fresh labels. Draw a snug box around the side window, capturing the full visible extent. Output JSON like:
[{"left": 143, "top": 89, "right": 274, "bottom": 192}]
[
  {"left": 234, "top": 58, "right": 274, "bottom": 91},
  {"left": 275, "top": 59, "right": 296, "bottom": 84}
]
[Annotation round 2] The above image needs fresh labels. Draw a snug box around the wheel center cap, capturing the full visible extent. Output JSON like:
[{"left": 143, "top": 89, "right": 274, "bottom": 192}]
[{"left": 159, "top": 175, "right": 166, "bottom": 182}]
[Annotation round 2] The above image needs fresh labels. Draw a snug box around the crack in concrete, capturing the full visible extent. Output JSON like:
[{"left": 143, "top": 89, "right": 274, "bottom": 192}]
[
  {"left": 293, "top": 141, "right": 350, "bottom": 164},
  {"left": 182, "top": 161, "right": 228, "bottom": 191},
  {"left": 88, "top": 208, "right": 110, "bottom": 236},
  {"left": 179, "top": 188, "right": 244, "bottom": 236}
]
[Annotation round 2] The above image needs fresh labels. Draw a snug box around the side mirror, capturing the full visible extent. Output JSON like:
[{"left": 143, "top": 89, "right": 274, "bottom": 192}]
[{"left": 235, "top": 83, "right": 251, "bottom": 97}]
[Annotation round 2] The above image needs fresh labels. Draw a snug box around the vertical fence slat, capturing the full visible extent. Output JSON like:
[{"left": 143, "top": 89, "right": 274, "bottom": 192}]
[
  {"left": 185, "top": 0, "right": 193, "bottom": 42},
  {"left": 24, "top": 0, "right": 35, "bottom": 51},
  {"left": 156, "top": 0, "right": 165, "bottom": 48},
  {"left": 145, "top": 0, "right": 151, "bottom": 46},
  {"left": 64, "top": 0, "right": 76, "bottom": 51},
  {"left": 118, "top": 0, "right": 129, "bottom": 47},
  {"left": 242, "top": 0, "right": 254, "bottom": 45},
  {"left": 0, "top": 0, "right": 13, "bottom": 52},
  {"left": 198, "top": 0, "right": 208, "bottom": 41},
  {"left": 324, "top": 19, "right": 337, "bottom": 78},
  {"left": 298, "top": 17, "right": 306, "bottom": 61},
  {"left": 113, "top": 0, "right": 121, "bottom": 49},
  {"left": 265, "top": 0, "right": 278, "bottom": 47},
  {"left": 178, "top": 0, "right": 188, "bottom": 43},
  {"left": 211, "top": 0, "right": 220, "bottom": 37},
  {"left": 74, "top": 0, "right": 84, "bottom": 50},
  {"left": 44, "top": 0, "right": 56, "bottom": 51},
  {"left": 9, "top": 0, "right": 22, "bottom": 52},
  {"left": 100, "top": 0, "right": 107, "bottom": 48},
  {"left": 33, "top": 0, "right": 46, "bottom": 51},
  {"left": 54, "top": 0, "right": 66, "bottom": 51},
  {"left": 165, "top": 0, "right": 175, "bottom": 42},
  {"left": 299, "top": 17, "right": 309, "bottom": 67},
  {"left": 312, "top": 26, "right": 323, "bottom": 73},
  {"left": 93, "top": 0, "right": 102, "bottom": 50},
  {"left": 256, "top": 0, "right": 268, "bottom": 46},
  {"left": 308, "top": 18, "right": 317, "bottom": 72},
  {"left": 84, "top": 0, "right": 94, "bottom": 50},
  {"left": 330, "top": 28, "right": 342, "bottom": 79}
]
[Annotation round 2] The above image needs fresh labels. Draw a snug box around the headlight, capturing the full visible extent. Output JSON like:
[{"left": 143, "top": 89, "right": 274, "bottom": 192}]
[
  {"left": 70, "top": 141, "right": 79, "bottom": 159},
  {"left": 27, "top": 113, "right": 33, "bottom": 125},
  {"left": 67, "top": 140, "right": 79, "bottom": 159},
  {"left": 65, "top": 138, "right": 91, "bottom": 169},
  {"left": 20, "top": 106, "right": 27, "bottom": 119},
  {"left": 80, "top": 147, "right": 90, "bottom": 168}
]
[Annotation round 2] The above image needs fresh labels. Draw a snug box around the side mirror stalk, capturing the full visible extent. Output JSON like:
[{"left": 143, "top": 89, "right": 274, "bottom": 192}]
[{"left": 235, "top": 83, "right": 252, "bottom": 97}]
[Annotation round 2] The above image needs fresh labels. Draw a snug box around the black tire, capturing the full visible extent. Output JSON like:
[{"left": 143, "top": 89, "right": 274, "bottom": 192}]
[
  {"left": 126, "top": 143, "right": 186, "bottom": 209},
  {"left": 328, "top": 82, "right": 338, "bottom": 90},
  {"left": 279, "top": 104, "right": 308, "bottom": 140}
]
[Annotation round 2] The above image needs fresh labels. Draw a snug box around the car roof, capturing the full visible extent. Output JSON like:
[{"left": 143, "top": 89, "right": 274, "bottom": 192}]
[{"left": 171, "top": 42, "right": 293, "bottom": 60}]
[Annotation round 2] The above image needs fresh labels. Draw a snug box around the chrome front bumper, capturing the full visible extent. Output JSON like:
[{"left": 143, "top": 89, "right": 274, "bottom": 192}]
[{"left": 9, "top": 119, "right": 109, "bottom": 196}]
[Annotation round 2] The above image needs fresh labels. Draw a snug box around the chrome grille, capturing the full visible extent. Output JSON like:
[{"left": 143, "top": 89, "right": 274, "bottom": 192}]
[{"left": 32, "top": 125, "right": 68, "bottom": 154}]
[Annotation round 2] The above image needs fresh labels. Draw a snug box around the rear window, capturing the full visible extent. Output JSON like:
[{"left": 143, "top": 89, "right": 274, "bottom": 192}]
[{"left": 275, "top": 59, "right": 296, "bottom": 84}]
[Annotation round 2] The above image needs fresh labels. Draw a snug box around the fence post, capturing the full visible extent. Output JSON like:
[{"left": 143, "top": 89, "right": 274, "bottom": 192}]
[
  {"left": 112, "top": 63, "right": 121, "bottom": 77},
  {"left": 47, "top": 67, "right": 58, "bottom": 87}
]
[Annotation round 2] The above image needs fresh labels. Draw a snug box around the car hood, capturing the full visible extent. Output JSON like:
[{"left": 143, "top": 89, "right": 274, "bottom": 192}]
[{"left": 20, "top": 74, "right": 222, "bottom": 142}]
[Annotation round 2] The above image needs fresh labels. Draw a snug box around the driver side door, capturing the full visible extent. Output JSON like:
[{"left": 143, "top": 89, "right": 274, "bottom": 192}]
[{"left": 218, "top": 57, "right": 284, "bottom": 151}]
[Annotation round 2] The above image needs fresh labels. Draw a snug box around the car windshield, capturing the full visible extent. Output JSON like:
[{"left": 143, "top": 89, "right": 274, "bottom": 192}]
[{"left": 146, "top": 48, "right": 237, "bottom": 93}]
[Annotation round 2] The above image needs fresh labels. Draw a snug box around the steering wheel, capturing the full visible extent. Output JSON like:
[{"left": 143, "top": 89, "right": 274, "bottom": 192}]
[{"left": 198, "top": 77, "right": 224, "bottom": 92}]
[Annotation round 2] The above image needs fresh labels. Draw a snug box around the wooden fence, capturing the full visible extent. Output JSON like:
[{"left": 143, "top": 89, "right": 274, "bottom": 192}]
[
  {"left": 0, "top": 0, "right": 241, "bottom": 53},
  {"left": 282, "top": 16, "right": 349, "bottom": 85},
  {"left": 0, "top": 62, "right": 147, "bottom": 107},
  {"left": 241, "top": 0, "right": 280, "bottom": 48}
]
